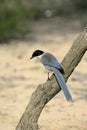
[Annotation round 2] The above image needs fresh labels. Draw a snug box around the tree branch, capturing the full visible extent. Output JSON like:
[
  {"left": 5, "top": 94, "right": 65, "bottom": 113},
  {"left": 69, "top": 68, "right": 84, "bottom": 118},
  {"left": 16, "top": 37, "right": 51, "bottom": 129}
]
[{"left": 16, "top": 30, "right": 87, "bottom": 130}]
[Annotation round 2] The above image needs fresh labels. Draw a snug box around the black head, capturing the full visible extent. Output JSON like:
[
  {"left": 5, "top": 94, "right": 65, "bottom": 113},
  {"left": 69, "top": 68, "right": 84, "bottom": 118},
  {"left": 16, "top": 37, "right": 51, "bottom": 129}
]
[{"left": 30, "top": 50, "right": 44, "bottom": 59}]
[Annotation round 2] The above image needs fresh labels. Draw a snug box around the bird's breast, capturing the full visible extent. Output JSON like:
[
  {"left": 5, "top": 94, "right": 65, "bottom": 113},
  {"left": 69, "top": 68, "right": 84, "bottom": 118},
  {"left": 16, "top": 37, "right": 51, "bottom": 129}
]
[{"left": 45, "top": 66, "right": 53, "bottom": 72}]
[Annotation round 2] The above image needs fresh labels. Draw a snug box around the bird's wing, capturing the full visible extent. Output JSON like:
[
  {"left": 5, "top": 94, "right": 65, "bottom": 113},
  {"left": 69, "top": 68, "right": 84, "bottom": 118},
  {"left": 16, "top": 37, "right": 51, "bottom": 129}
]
[
  {"left": 41, "top": 52, "right": 63, "bottom": 70},
  {"left": 42, "top": 60, "right": 60, "bottom": 68}
]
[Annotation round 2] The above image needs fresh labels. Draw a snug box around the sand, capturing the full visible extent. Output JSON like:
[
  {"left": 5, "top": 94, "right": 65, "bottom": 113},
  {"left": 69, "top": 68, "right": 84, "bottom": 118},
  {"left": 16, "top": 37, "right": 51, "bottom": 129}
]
[{"left": 0, "top": 18, "right": 87, "bottom": 130}]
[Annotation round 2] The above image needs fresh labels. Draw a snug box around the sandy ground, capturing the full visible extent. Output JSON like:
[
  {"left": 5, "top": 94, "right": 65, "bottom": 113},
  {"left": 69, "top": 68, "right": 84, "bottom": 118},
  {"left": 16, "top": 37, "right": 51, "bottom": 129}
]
[{"left": 0, "top": 18, "right": 87, "bottom": 130}]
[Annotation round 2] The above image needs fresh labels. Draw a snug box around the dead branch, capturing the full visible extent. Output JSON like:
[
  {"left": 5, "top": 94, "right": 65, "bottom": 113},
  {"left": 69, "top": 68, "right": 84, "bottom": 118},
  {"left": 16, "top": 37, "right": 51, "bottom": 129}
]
[{"left": 16, "top": 29, "right": 87, "bottom": 130}]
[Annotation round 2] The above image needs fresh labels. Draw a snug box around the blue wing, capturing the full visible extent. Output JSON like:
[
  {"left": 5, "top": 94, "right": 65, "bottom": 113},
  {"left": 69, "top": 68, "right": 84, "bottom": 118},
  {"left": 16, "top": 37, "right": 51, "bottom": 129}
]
[
  {"left": 42, "top": 59, "right": 61, "bottom": 68},
  {"left": 41, "top": 59, "right": 64, "bottom": 73},
  {"left": 41, "top": 52, "right": 63, "bottom": 68}
]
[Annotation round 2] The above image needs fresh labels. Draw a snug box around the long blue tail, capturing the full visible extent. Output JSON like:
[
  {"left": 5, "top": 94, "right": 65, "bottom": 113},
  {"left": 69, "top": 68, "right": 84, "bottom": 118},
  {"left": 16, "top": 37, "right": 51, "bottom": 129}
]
[{"left": 52, "top": 68, "right": 72, "bottom": 101}]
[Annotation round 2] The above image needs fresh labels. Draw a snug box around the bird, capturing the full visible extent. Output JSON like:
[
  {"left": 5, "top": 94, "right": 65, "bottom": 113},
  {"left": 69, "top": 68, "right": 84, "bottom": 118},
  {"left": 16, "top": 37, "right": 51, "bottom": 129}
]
[{"left": 30, "top": 50, "right": 72, "bottom": 101}]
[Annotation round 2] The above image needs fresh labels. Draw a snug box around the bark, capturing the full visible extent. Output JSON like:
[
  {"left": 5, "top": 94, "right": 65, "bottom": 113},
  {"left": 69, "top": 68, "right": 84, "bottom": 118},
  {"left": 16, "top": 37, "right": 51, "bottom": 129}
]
[{"left": 16, "top": 29, "right": 87, "bottom": 130}]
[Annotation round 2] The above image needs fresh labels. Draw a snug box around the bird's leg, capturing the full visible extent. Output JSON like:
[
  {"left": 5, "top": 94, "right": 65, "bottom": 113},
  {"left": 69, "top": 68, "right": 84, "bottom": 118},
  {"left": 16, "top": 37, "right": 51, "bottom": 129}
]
[{"left": 47, "top": 72, "right": 50, "bottom": 81}]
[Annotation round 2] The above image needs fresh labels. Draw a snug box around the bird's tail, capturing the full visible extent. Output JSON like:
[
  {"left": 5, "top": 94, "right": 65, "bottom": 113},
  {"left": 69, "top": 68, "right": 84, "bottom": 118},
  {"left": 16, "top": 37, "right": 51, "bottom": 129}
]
[{"left": 52, "top": 68, "right": 72, "bottom": 101}]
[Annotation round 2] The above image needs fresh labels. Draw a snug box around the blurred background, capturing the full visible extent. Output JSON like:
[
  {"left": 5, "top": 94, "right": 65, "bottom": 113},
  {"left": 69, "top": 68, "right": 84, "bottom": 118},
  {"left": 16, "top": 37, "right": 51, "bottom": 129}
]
[
  {"left": 0, "top": 0, "right": 87, "bottom": 42},
  {"left": 0, "top": 0, "right": 87, "bottom": 130}
]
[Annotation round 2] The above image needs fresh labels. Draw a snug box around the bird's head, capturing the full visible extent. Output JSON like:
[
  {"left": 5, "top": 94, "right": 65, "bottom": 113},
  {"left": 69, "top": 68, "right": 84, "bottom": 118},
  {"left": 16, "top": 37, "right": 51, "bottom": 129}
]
[{"left": 30, "top": 50, "right": 44, "bottom": 59}]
